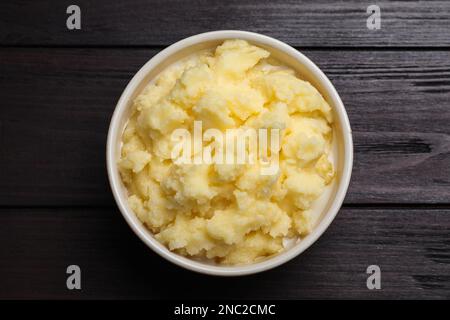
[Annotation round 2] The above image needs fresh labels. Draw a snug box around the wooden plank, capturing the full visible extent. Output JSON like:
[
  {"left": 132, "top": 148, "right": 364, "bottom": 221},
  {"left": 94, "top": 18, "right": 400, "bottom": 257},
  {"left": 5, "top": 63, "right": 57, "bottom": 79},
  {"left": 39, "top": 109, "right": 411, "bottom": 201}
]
[
  {"left": 0, "top": 207, "right": 448, "bottom": 299},
  {"left": 0, "top": 1, "right": 450, "bottom": 47},
  {"left": 0, "top": 48, "right": 449, "bottom": 205}
]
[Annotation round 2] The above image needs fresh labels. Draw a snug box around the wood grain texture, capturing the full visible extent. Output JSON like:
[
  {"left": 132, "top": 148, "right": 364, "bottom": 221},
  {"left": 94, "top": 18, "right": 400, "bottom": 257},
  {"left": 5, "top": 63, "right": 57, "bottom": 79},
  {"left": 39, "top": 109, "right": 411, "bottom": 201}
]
[
  {"left": 0, "top": 207, "right": 448, "bottom": 299},
  {"left": 0, "top": 48, "right": 449, "bottom": 205},
  {"left": 1, "top": 1, "right": 450, "bottom": 47},
  {"left": 1, "top": 0, "right": 450, "bottom": 301}
]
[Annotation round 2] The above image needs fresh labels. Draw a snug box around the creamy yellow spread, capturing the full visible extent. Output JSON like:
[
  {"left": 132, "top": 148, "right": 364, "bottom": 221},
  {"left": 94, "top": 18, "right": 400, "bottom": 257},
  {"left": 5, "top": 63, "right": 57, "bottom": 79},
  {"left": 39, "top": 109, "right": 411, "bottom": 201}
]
[{"left": 119, "top": 40, "right": 334, "bottom": 265}]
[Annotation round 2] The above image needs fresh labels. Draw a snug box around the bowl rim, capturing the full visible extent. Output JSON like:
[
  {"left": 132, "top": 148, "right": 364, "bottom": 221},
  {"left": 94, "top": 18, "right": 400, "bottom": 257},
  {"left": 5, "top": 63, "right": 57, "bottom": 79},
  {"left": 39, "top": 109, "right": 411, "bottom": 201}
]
[{"left": 106, "top": 30, "right": 353, "bottom": 276}]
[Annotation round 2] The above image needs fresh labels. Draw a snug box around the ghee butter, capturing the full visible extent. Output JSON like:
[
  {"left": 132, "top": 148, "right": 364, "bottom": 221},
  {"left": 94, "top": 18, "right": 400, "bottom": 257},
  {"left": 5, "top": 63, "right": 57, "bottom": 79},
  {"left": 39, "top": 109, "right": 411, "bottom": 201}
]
[{"left": 119, "top": 40, "right": 335, "bottom": 265}]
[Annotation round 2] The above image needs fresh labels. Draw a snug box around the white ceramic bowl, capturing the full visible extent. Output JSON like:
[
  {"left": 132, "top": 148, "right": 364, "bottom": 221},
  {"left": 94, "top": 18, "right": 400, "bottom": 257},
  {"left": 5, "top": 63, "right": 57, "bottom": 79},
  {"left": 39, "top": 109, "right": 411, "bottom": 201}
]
[{"left": 107, "top": 30, "right": 353, "bottom": 276}]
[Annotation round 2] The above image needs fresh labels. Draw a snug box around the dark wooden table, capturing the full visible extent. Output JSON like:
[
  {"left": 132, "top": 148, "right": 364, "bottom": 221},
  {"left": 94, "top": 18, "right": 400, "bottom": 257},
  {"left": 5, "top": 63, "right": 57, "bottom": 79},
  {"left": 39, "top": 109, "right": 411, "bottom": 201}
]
[{"left": 0, "top": 0, "right": 449, "bottom": 299}]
